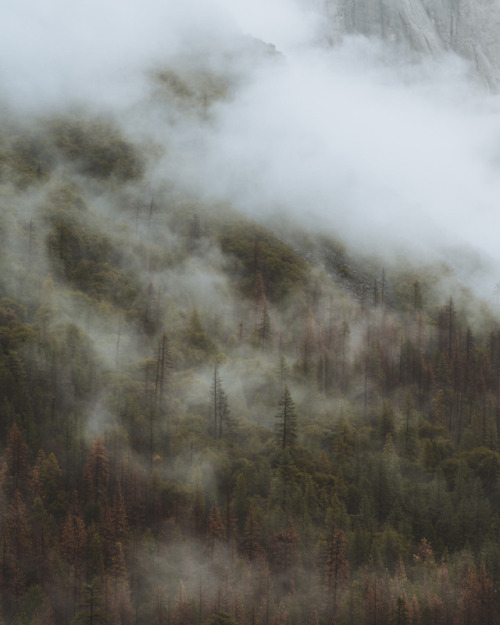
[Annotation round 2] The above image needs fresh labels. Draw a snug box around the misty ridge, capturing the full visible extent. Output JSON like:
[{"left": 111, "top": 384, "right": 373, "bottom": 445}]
[{"left": 2, "top": 1, "right": 500, "bottom": 625}]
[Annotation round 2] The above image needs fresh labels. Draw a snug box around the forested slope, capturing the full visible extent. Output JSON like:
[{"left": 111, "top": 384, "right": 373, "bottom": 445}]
[{"left": 1, "top": 105, "right": 500, "bottom": 625}]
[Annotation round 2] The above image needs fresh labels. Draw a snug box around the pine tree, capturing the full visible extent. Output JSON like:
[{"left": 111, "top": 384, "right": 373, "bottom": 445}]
[
  {"left": 6, "top": 490, "right": 29, "bottom": 574},
  {"left": 73, "top": 578, "right": 108, "bottom": 625},
  {"left": 459, "top": 564, "right": 498, "bottom": 625},
  {"left": 256, "top": 306, "right": 272, "bottom": 351},
  {"left": 173, "top": 580, "right": 192, "bottom": 625},
  {"left": 241, "top": 507, "right": 263, "bottom": 562},
  {"left": 61, "top": 509, "right": 87, "bottom": 617},
  {"left": 83, "top": 438, "right": 110, "bottom": 505},
  {"left": 274, "top": 386, "right": 297, "bottom": 450},
  {"left": 108, "top": 541, "right": 133, "bottom": 625},
  {"left": 206, "top": 503, "right": 226, "bottom": 559},
  {"left": 211, "top": 365, "right": 234, "bottom": 440},
  {"left": 272, "top": 520, "right": 299, "bottom": 572},
  {"left": 30, "top": 496, "right": 53, "bottom": 582},
  {"left": 1, "top": 423, "right": 31, "bottom": 497},
  {"left": 322, "top": 529, "right": 349, "bottom": 624},
  {"left": 153, "top": 333, "right": 173, "bottom": 441},
  {"left": 185, "top": 308, "right": 215, "bottom": 355}
]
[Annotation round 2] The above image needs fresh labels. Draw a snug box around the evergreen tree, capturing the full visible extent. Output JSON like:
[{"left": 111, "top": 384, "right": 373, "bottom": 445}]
[
  {"left": 83, "top": 438, "right": 109, "bottom": 505},
  {"left": 256, "top": 306, "right": 272, "bottom": 351},
  {"left": 322, "top": 529, "right": 349, "bottom": 624},
  {"left": 73, "top": 578, "right": 108, "bottom": 625},
  {"left": 241, "top": 507, "right": 263, "bottom": 562},
  {"left": 1, "top": 423, "right": 31, "bottom": 497},
  {"left": 274, "top": 386, "right": 297, "bottom": 450},
  {"left": 211, "top": 365, "right": 234, "bottom": 440}
]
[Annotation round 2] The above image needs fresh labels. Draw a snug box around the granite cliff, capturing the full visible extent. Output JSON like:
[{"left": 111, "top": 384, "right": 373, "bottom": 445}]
[{"left": 322, "top": 0, "right": 500, "bottom": 87}]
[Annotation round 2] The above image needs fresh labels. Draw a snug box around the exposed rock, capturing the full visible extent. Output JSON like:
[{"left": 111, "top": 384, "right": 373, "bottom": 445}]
[{"left": 321, "top": 0, "right": 500, "bottom": 87}]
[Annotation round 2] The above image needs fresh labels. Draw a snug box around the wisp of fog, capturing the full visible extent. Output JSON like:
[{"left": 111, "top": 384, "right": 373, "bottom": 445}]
[{"left": 3, "top": 0, "right": 500, "bottom": 296}]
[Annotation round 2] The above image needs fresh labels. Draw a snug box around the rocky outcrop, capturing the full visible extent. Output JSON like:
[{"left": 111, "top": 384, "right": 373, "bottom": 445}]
[{"left": 322, "top": 0, "right": 500, "bottom": 87}]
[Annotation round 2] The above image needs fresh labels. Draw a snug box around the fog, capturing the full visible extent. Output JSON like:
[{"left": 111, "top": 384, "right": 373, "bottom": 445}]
[{"left": 3, "top": 0, "right": 500, "bottom": 295}]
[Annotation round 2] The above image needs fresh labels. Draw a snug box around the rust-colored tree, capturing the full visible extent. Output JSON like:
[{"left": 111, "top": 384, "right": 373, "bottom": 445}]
[
  {"left": 322, "top": 529, "right": 349, "bottom": 624},
  {"left": 272, "top": 520, "right": 300, "bottom": 596},
  {"left": 107, "top": 541, "right": 133, "bottom": 625},
  {"left": 83, "top": 437, "right": 110, "bottom": 505},
  {"left": 363, "top": 570, "right": 391, "bottom": 625},
  {"left": 60, "top": 509, "right": 88, "bottom": 619},
  {"left": 6, "top": 489, "right": 30, "bottom": 575},
  {"left": 459, "top": 564, "right": 498, "bottom": 625},
  {"left": 241, "top": 507, "right": 264, "bottom": 562},
  {"left": 1, "top": 423, "right": 31, "bottom": 497},
  {"left": 30, "top": 496, "right": 54, "bottom": 583},
  {"left": 206, "top": 503, "right": 226, "bottom": 560},
  {"left": 102, "top": 486, "right": 128, "bottom": 565}
]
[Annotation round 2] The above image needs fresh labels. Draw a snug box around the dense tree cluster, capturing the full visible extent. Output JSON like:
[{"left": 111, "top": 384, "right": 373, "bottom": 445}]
[{"left": 2, "top": 113, "right": 500, "bottom": 625}]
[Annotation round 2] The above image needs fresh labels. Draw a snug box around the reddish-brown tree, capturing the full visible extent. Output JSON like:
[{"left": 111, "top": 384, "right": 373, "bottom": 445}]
[
  {"left": 322, "top": 529, "right": 349, "bottom": 624},
  {"left": 83, "top": 437, "right": 110, "bottom": 504},
  {"left": 459, "top": 564, "right": 498, "bottom": 625},
  {"left": 241, "top": 507, "right": 264, "bottom": 562},
  {"left": 1, "top": 423, "right": 31, "bottom": 497}
]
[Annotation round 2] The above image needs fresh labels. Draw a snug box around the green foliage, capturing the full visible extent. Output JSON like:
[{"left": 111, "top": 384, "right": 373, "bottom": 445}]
[
  {"left": 218, "top": 220, "right": 308, "bottom": 301},
  {"left": 0, "top": 129, "right": 51, "bottom": 189},
  {"left": 274, "top": 386, "right": 298, "bottom": 450},
  {"left": 47, "top": 115, "right": 143, "bottom": 180},
  {"left": 440, "top": 447, "right": 500, "bottom": 491},
  {"left": 5, "top": 92, "right": 500, "bottom": 625},
  {"left": 203, "top": 612, "right": 240, "bottom": 625},
  {"left": 155, "top": 67, "right": 229, "bottom": 116},
  {"left": 45, "top": 206, "right": 139, "bottom": 307}
]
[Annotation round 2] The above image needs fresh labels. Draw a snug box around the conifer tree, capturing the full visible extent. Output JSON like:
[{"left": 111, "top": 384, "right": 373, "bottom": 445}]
[
  {"left": 206, "top": 503, "right": 226, "bottom": 558},
  {"left": 459, "top": 564, "right": 498, "bottom": 625},
  {"left": 173, "top": 580, "right": 192, "bottom": 625},
  {"left": 1, "top": 423, "right": 30, "bottom": 497},
  {"left": 6, "top": 490, "right": 29, "bottom": 571},
  {"left": 108, "top": 541, "right": 133, "bottom": 625},
  {"left": 185, "top": 308, "right": 215, "bottom": 355},
  {"left": 322, "top": 529, "right": 349, "bottom": 624},
  {"left": 74, "top": 578, "right": 108, "bottom": 625},
  {"left": 241, "top": 507, "right": 263, "bottom": 562},
  {"left": 272, "top": 520, "right": 300, "bottom": 571},
  {"left": 154, "top": 333, "right": 173, "bottom": 421},
  {"left": 61, "top": 509, "right": 87, "bottom": 616},
  {"left": 30, "top": 496, "right": 53, "bottom": 582},
  {"left": 257, "top": 306, "right": 272, "bottom": 351},
  {"left": 151, "top": 333, "right": 173, "bottom": 461},
  {"left": 211, "top": 365, "right": 233, "bottom": 440},
  {"left": 83, "top": 437, "right": 110, "bottom": 505},
  {"left": 274, "top": 386, "right": 297, "bottom": 450}
]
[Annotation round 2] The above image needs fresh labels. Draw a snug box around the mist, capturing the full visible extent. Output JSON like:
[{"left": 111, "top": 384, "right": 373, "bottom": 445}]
[
  {"left": 5, "top": 4, "right": 500, "bottom": 623},
  {"left": 4, "top": 0, "right": 500, "bottom": 300}
]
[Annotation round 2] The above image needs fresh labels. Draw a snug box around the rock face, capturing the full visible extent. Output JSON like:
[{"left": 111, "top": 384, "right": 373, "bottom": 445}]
[{"left": 323, "top": 0, "right": 500, "bottom": 87}]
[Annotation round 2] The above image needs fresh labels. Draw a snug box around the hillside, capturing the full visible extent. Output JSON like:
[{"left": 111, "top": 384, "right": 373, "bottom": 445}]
[
  {"left": 3, "top": 1, "right": 500, "bottom": 622},
  {"left": 0, "top": 96, "right": 500, "bottom": 625}
]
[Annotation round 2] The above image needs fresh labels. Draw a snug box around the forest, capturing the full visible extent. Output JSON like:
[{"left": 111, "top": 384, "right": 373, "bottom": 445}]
[{"left": 2, "top": 90, "right": 500, "bottom": 625}]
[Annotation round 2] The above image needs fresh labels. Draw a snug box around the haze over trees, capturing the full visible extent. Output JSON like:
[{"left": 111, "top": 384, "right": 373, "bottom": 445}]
[
  {"left": 2, "top": 3, "right": 500, "bottom": 624},
  {"left": 1, "top": 104, "right": 500, "bottom": 625}
]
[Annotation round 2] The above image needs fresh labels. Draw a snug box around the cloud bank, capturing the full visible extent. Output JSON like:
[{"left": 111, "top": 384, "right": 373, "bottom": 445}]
[{"left": 3, "top": 0, "right": 500, "bottom": 295}]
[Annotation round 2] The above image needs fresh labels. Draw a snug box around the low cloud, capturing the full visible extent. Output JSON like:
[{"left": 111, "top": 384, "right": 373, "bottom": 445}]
[{"left": 4, "top": 0, "right": 500, "bottom": 295}]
